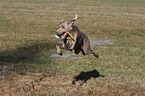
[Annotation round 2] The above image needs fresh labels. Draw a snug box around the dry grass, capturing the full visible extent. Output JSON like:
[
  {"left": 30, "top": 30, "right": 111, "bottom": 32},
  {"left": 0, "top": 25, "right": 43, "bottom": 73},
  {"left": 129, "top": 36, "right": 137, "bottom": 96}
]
[{"left": 0, "top": 0, "right": 145, "bottom": 95}]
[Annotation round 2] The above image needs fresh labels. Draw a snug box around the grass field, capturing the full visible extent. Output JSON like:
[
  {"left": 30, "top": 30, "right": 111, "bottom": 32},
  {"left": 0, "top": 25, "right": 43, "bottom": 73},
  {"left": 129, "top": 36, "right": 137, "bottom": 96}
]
[{"left": 0, "top": 0, "right": 145, "bottom": 95}]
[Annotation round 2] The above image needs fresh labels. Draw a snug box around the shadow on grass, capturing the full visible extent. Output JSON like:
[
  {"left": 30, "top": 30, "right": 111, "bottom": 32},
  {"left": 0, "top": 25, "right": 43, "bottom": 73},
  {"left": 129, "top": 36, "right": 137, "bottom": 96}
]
[
  {"left": 0, "top": 41, "right": 56, "bottom": 74},
  {"left": 72, "top": 69, "right": 105, "bottom": 86}
]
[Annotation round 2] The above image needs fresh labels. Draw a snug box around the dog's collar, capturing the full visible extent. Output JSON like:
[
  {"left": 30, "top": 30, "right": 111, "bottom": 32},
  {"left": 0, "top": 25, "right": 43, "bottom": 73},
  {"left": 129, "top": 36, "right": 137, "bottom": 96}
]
[{"left": 65, "top": 31, "right": 74, "bottom": 41}]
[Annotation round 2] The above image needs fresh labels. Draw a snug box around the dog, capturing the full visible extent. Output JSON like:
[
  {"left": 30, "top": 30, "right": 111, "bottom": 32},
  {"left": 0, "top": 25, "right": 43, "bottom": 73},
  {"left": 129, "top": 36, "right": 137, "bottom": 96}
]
[{"left": 55, "top": 14, "right": 99, "bottom": 58}]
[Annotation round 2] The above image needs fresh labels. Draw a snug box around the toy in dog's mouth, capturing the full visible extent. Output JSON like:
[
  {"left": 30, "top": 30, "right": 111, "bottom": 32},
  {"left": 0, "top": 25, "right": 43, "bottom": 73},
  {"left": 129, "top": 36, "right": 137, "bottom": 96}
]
[
  {"left": 61, "top": 32, "right": 68, "bottom": 39},
  {"left": 55, "top": 32, "right": 67, "bottom": 39},
  {"left": 55, "top": 32, "right": 74, "bottom": 40},
  {"left": 55, "top": 34, "right": 61, "bottom": 39}
]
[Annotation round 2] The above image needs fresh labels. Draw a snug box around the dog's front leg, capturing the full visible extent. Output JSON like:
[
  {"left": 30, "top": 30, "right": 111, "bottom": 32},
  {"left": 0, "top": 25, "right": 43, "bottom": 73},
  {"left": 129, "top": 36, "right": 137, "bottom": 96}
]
[{"left": 56, "top": 44, "right": 63, "bottom": 55}]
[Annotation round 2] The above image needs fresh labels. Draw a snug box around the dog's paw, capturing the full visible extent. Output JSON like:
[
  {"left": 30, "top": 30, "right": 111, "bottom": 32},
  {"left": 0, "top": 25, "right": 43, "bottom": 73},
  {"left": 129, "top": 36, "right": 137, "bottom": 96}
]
[
  {"left": 56, "top": 45, "right": 63, "bottom": 56},
  {"left": 94, "top": 53, "right": 99, "bottom": 58},
  {"left": 58, "top": 52, "right": 62, "bottom": 56},
  {"left": 91, "top": 50, "right": 99, "bottom": 58}
]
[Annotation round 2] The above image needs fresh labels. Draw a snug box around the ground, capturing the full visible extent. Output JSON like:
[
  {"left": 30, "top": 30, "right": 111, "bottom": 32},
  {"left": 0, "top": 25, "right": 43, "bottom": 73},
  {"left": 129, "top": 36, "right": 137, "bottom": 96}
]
[{"left": 0, "top": 0, "right": 145, "bottom": 95}]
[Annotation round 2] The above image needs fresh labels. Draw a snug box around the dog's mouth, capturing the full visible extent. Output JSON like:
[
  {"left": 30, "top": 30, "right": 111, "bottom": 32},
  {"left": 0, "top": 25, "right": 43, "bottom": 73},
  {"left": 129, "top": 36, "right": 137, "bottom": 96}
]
[
  {"left": 61, "top": 32, "right": 68, "bottom": 40},
  {"left": 55, "top": 32, "right": 68, "bottom": 39}
]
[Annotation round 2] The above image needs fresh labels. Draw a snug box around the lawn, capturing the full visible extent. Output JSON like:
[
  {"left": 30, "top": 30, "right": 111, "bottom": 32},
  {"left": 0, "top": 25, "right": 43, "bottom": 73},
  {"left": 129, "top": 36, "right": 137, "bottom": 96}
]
[{"left": 0, "top": 0, "right": 145, "bottom": 95}]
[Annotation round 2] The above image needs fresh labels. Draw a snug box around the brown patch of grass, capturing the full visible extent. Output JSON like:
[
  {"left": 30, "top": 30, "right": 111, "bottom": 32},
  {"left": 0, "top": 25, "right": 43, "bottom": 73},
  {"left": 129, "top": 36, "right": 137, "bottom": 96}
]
[{"left": 0, "top": 0, "right": 145, "bottom": 95}]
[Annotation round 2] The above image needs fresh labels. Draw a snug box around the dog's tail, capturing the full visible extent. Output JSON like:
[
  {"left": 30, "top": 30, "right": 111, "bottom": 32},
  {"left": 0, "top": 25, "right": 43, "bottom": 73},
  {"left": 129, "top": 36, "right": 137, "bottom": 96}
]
[{"left": 91, "top": 50, "right": 99, "bottom": 58}]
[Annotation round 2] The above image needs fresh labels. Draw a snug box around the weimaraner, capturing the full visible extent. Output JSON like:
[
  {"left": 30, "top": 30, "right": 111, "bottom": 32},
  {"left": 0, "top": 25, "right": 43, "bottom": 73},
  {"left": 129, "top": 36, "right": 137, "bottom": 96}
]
[{"left": 55, "top": 14, "right": 99, "bottom": 58}]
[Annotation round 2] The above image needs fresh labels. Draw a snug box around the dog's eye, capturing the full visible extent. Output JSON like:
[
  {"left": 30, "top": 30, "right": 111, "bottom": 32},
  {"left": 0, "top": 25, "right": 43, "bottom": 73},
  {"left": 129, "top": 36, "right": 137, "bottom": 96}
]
[{"left": 61, "top": 26, "right": 64, "bottom": 28}]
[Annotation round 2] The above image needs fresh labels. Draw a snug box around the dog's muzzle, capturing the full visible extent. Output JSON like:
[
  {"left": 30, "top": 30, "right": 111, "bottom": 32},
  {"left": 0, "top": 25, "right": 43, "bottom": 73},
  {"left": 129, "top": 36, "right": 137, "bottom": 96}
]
[{"left": 55, "top": 32, "right": 67, "bottom": 39}]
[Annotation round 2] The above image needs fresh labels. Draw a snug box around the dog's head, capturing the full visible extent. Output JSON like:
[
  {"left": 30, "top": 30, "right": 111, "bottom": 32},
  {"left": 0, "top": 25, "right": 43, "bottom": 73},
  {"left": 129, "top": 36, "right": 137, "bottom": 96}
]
[{"left": 56, "top": 14, "right": 78, "bottom": 36}]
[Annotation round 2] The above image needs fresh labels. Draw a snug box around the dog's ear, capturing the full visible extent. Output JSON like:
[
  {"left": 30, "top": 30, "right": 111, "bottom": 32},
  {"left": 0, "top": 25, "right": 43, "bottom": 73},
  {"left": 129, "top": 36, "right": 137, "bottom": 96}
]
[
  {"left": 68, "top": 14, "right": 78, "bottom": 24},
  {"left": 72, "top": 14, "right": 78, "bottom": 21}
]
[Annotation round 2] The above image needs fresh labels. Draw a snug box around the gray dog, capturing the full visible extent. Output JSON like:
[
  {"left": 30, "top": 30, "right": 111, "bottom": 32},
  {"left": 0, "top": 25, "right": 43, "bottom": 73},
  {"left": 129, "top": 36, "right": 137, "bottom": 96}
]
[{"left": 55, "top": 14, "right": 99, "bottom": 58}]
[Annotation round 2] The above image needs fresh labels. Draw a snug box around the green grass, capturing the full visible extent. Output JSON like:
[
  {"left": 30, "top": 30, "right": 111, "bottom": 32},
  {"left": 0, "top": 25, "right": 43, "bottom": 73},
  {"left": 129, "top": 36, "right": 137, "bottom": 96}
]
[{"left": 0, "top": 0, "right": 145, "bottom": 95}]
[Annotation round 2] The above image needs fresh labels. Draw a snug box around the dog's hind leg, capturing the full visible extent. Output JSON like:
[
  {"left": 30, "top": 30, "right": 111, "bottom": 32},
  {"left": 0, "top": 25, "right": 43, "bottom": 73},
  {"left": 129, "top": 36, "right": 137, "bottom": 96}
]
[
  {"left": 81, "top": 48, "right": 99, "bottom": 58},
  {"left": 81, "top": 38, "right": 99, "bottom": 58},
  {"left": 74, "top": 44, "right": 82, "bottom": 55}
]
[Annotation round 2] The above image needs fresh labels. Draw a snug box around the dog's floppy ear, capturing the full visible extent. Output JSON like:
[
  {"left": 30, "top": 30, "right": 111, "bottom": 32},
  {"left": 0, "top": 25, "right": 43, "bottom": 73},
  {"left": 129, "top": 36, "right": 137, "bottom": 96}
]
[{"left": 68, "top": 14, "right": 78, "bottom": 24}]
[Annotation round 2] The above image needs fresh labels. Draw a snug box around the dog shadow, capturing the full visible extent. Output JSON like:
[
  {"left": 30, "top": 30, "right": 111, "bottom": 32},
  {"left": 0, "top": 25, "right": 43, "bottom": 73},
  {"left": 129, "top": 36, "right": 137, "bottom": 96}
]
[
  {"left": 72, "top": 69, "right": 105, "bottom": 86},
  {"left": 0, "top": 41, "right": 56, "bottom": 74}
]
